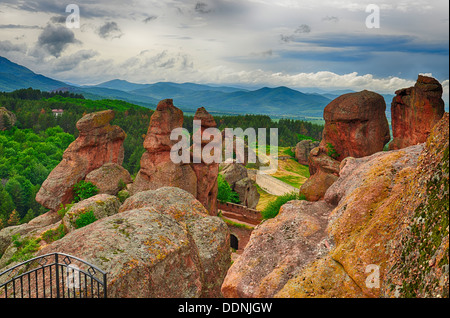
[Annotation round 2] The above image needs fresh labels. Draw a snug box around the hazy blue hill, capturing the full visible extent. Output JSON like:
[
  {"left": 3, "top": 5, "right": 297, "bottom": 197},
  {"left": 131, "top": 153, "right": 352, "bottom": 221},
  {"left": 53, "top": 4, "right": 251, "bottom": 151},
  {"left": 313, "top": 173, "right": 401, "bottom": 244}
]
[
  {"left": 92, "top": 79, "right": 148, "bottom": 92},
  {"left": 0, "top": 56, "right": 68, "bottom": 92},
  {"left": 0, "top": 56, "right": 332, "bottom": 117}
]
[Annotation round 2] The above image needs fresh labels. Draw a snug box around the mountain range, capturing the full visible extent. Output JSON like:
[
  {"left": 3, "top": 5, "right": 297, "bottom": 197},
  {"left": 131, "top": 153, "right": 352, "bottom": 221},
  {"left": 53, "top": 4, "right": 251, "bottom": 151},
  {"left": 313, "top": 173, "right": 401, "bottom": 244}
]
[{"left": 0, "top": 56, "right": 396, "bottom": 118}]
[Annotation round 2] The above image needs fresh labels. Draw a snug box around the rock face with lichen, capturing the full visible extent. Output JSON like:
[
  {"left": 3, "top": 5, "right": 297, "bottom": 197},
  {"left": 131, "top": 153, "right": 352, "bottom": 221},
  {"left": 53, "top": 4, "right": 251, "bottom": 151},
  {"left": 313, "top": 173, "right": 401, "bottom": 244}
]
[
  {"left": 36, "top": 110, "right": 126, "bottom": 211},
  {"left": 222, "top": 113, "right": 448, "bottom": 298},
  {"left": 0, "top": 187, "right": 231, "bottom": 298},
  {"left": 389, "top": 75, "right": 445, "bottom": 150},
  {"left": 295, "top": 140, "right": 320, "bottom": 166}
]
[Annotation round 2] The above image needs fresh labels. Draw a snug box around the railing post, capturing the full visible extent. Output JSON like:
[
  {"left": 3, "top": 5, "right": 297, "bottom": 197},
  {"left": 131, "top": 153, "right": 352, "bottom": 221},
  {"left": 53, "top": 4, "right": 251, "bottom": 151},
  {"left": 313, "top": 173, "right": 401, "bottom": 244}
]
[
  {"left": 55, "top": 253, "right": 60, "bottom": 298},
  {"left": 103, "top": 273, "right": 107, "bottom": 298}
]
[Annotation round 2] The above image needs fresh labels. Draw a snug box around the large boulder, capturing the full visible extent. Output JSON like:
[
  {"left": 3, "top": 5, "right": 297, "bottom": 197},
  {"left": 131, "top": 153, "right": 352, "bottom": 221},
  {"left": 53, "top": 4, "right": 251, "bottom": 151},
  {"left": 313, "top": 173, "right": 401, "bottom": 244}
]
[
  {"left": 130, "top": 99, "right": 198, "bottom": 199},
  {"left": 36, "top": 110, "right": 126, "bottom": 211},
  {"left": 36, "top": 187, "right": 230, "bottom": 298},
  {"left": 299, "top": 90, "right": 390, "bottom": 201},
  {"left": 299, "top": 147, "right": 340, "bottom": 201},
  {"left": 295, "top": 140, "right": 320, "bottom": 166},
  {"left": 320, "top": 90, "right": 390, "bottom": 161},
  {"left": 0, "top": 107, "right": 16, "bottom": 130},
  {"left": 389, "top": 75, "right": 445, "bottom": 150},
  {"left": 221, "top": 199, "right": 334, "bottom": 298},
  {"left": 62, "top": 194, "right": 121, "bottom": 233},
  {"left": 84, "top": 163, "right": 132, "bottom": 195}
]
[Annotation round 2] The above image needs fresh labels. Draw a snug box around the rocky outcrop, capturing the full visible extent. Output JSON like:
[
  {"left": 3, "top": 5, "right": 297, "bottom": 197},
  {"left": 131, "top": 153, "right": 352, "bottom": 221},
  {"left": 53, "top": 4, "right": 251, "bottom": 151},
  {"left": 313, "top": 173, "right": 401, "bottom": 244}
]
[
  {"left": 295, "top": 140, "right": 320, "bottom": 166},
  {"left": 190, "top": 107, "right": 220, "bottom": 214},
  {"left": 130, "top": 100, "right": 220, "bottom": 215},
  {"left": 221, "top": 199, "right": 334, "bottom": 298},
  {"left": 130, "top": 99, "right": 198, "bottom": 200},
  {"left": 62, "top": 194, "right": 121, "bottom": 233},
  {"left": 36, "top": 110, "right": 126, "bottom": 211},
  {"left": 85, "top": 163, "right": 132, "bottom": 195},
  {"left": 320, "top": 90, "right": 390, "bottom": 161},
  {"left": 35, "top": 187, "right": 230, "bottom": 298},
  {"left": 299, "top": 90, "right": 390, "bottom": 201},
  {"left": 299, "top": 147, "right": 340, "bottom": 201},
  {"left": 0, "top": 107, "right": 16, "bottom": 131},
  {"left": 222, "top": 113, "right": 448, "bottom": 298},
  {"left": 389, "top": 75, "right": 445, "bottom": 150},
  {"left": 220, "top": 163, "right": 260, "bottom": 209}
]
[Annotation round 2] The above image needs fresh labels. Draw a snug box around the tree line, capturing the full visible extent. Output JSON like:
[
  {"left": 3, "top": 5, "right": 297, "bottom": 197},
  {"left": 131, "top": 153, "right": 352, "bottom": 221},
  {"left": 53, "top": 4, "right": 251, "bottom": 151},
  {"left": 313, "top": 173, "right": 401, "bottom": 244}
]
[{"left": 0, "top": 89, "right": 323, "bottom": 227}]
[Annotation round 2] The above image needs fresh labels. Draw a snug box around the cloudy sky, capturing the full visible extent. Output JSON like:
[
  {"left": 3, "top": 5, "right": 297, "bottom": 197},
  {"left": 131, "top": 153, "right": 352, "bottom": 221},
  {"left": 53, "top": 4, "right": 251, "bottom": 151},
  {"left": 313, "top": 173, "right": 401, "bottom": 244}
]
[{"left": 0, "top": 0, "right": 448, "bottom": 99}]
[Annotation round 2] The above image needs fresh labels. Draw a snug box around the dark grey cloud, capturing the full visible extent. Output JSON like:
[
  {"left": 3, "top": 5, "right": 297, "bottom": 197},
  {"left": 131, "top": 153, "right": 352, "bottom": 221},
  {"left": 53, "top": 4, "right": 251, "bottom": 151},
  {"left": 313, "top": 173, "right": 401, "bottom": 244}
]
[
  {"left": 322, "top": 16, "right": 340, "bottom": 23},
  {"left": 280, "top": 24, "right": 312, "bottom": 43},
  {"left": 295, "top": 24, "right": 311, "bottom": 34},
  {"left": 49, "top": 15, "right": 67, "bottom": 24},
  {"left": 37, "top": 24, "right": 81, "bottom": 57},
  {"left": 97, "top": 21, "right": 123, "bottom": 39},
  {"left": 143, "top": 15, "right": 158, "bottom": 23},
  {"left": 195, "top": 2, "right": 213, "bottom": 14},
  {"left": 0, "top": 24, "right": 41, "bottom": 29}
]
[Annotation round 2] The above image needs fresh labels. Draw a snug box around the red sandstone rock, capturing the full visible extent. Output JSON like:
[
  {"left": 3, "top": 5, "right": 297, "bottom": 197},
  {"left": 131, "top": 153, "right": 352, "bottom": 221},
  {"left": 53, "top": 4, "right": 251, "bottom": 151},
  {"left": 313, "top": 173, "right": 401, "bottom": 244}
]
[
  {"left": 131, "top": 100, "right": 197, "bottom": 198},
  {"left": 389, "top": 75, "right": 445, "bottom": 150},
  {"left": 36, "top": 110, "right": 126, "bottom": 211},
  {"left": 190, "top": 107, "right": 220, "bottom": 214},
  {"left": 320, "top": 90, "right": 390, "bottom": 161}
]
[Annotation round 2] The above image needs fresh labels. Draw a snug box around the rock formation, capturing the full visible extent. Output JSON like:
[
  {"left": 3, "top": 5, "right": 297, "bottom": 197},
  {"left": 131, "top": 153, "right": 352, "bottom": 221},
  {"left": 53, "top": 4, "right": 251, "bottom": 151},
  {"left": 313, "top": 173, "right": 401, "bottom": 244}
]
[
  {"left": 0, "top": 107, "right": 16, "bottom": 131},
  {"left": 30, "top": 187, "right": 230, "bottom": 298},
  {"left": 222, "top": 113, "right": 448, "bottom": 298},
  {"left": 190, "top": 107, "right": 220, "bottom": 214},
  {"left": 62, "top": 194, "right": 121, "bottom": 233},
  {"left": 36, "top": 110, "right": 126, "bottom": 211},
  {"left": 220, "top": 163, "right": 260, "bottom": 209},
  {"left": 130, "top": 100, "right": 220, "bottom": 215},
  {"left": 130, "top": 99, "right": 197, "bottom": 198},
  {"left": 389, "top": 75, "right": 445, "bottom": 150},
  {"left": 295, "top": 140, "right": 320, "bottom": 166},
  {"left": 85, "top": 163, "right": 132, "bottom": 195},
  {"left": 299, "top": 90, "right": 390, "bottom": 201}
]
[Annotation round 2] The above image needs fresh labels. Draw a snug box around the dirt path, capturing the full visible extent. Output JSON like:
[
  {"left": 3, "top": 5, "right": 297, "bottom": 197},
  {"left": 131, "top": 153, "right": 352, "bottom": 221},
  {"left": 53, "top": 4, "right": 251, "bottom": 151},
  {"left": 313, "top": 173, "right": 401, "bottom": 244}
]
[{"left": 255, "top": 173, "right": 298, "bottom": 196}]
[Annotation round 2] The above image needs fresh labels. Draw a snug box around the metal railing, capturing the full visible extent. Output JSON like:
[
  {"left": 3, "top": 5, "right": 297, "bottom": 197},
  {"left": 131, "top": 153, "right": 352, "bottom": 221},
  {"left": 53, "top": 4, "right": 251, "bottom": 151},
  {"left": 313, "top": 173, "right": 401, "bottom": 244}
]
[{"left": 0, "top": 253, "right": 107, "bottom": 298}]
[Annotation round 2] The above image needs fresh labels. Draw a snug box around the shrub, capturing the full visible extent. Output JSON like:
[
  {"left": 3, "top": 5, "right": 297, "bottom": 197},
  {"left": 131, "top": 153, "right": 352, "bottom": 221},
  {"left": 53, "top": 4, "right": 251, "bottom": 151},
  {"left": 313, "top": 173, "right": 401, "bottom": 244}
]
[
  {"left": 73, "top": 180, "right": 99, "bottom": 203},
  {"left": 261, "top": 192, "right": 306, "bottom": 220},
  {"left": 8, "top": 234, "right": 40, "bottom": 264},
  {"left": 74, "top": 210, "right": 97, "bottom": 229},
  {"left": 326, "top": 142, "right": 340, "bottom": 160},
  {"left": 41, "top": 224, "right": 66, "bottom": 243},
  {"left": 217, "top": 174, "right": 241, "bottom": 204},
  {"left": 57, "top": 203, "right": 74, "bottom": 219}
]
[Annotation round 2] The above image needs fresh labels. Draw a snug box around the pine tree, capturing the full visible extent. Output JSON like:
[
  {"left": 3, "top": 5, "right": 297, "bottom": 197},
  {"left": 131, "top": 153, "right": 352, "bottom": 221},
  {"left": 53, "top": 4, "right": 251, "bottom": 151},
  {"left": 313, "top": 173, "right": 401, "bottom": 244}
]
[{"left": 8, "top": 209, "right": 20, "bottom": 226}]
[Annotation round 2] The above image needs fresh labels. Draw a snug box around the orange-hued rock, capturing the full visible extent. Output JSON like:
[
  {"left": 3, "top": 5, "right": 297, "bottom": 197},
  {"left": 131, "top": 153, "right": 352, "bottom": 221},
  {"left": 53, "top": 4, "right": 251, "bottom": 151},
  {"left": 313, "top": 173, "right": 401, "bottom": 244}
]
[
  {"left": 222, "top": 114, "right": 448, "bottom": 298},
  {"left": 320, "top": 90, "right": 390, "bottom": 161},
  {"left": 130, "top": 99, "right": 198, "bottom": 198},
  {"left": 36, "top": 110, "right": 126, "bottom": 211},
  {"left": 389, "top": 75, "right": 445, "bottom": 150}
]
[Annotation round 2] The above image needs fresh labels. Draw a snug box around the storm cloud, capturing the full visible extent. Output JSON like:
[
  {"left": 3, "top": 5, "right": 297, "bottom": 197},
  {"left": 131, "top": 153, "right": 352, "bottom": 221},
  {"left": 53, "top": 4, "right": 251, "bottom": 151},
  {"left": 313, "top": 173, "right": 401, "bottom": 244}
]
[
  {"left": 37, "top": 24, "right": 81, "bottom": 57},
  {"left": 97, "top": 21, "right": 123, "bottom": 39}
]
